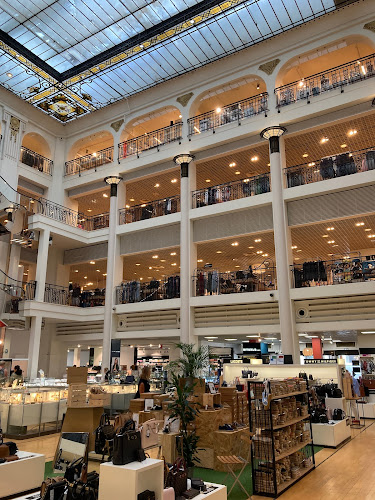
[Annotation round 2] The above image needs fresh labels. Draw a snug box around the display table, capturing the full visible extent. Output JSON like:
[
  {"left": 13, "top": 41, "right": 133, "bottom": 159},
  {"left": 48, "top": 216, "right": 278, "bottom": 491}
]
[
  {"left": 311, "top": 419, "right": 351, "bottom": 447},
  {"left": 194, "top": 483, "right": 227, "bottom": 499},
  {"left": 325, "top": 397, "right": 346, "bottom": 411},
  {"left": 0, "top": 451, "right": 45, "bottom": 497},
  {"left": 99, "top": 458, "right": 164, "bottom": 500}
]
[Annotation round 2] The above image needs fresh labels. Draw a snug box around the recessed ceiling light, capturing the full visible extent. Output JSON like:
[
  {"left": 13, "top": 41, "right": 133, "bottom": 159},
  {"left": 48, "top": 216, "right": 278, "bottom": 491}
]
[
  {"left": 368, "top": 234, "right": 375, "bottom": 238},
  {"left": 341, "top": 144, "right": 347, "bottom": 148},
  {"left": 256, "top": 250, "right": 263, "bottom": 254},
  {"left": 103, "top": 193, "right": 108, "bottom": 198},
  {"left": 6, "top": 72, "right": 12, "bottom": 77},
  {"left": 171, "top": 263, "right": 177, "bottom": 266},
  {"left": 365, "top": 228, "right": 372, "bottom": 231},
  {"left": 248, "top": 246, "right": 254, "bottom": 249},
  {"left": 348, "top": 129, "right": 357, "bottom": 136},
  {"left": 216, "top": 107, "right": 221, "bottom": 113},
  {"left": 255, "top": 238, "right": 261, "bottom": 243},
  {"left": 197, "top": 259, "right": 203, "bottom": 262},
  {"left": 205, "top": 179, "right": 211, "bottom": 183},
  {"left": 320, "top": 137, "right": 329, "bottom": 144},
  {"left": 205, "top": 336, "right": 218, "bottom": 339},
  {"left": 231, "top": 242, "right": 239, "bottom": 246},
  {"left": 96, "top": 269, "right": 100, "bottom": 272},
  {"left": 327, "top": 227, "right": 334, "bottom": 231},
  {"left": 136, "top": 263, "right": 141, "bottom": 266},
  {"left": 246, "top": 335, "right": 261, "bottom": 338},
  {"left": 148, "top": 266, "right": 152, "bottom": 269},
  {"left": 170, "top": 252, "right": 177, "bottom": 256},
  {"left": 216, "top": 250, "right": 222, "bottom": 254},
  {"left": 296, "top": 249, "right": 302, "bottom": 252},
  {"left": 160, "top": 259, "right": 166, "bottom": 262},
  {"left": 171, "top": 178, "right": 178, "bottom": 183},
  {"left": 235, "top": 171, "right": 241, "bottom": 175},
  {"left": 322, "top": 235, "right": 328, "bottom": 238},
  {"left": 130, "top": 198, "right": 135, "bottom": 202},
  {"left": 152, "top": 255, "right": 158, "bottom": 259},
  {"left": 308, "top": 162, "right": 315, "bottom": 167},
  {"left": 87, "top": 209, "right": 92, "bottom": 212},
  {"left": 355, "top": 222, "right": 364, "bottom": 226},
  {"left": 225, "top": 338, "right": 237, "bottom": 341},
  {"left": 235, "top": 265, "right": 240, "bottom": 268},
  {"left": 302, "top": 153, "right": 309, "bottom": 158},
  {"left": 75, "top": 269, "right": 79, "bottom": 273},
  {"left": 262, "top": 253, "right": 269, "bottom": 257},
  {"left": 361, "top": 331, "right": 375, "bottom": 334},
  {"left": 229, "top": 162, "right": 236, "bottom": 167},
  {"left": 328, "top": 240, "right": 335, "bottom": 244},
  {"left": 154, "top": 183, "right": 160, "bottom": 188},
  {"left": 103, "top": 273, "right": 107, "bottom": 276},
  {"left": 90, "top": 261, "right": 95, "bottom": 264},
  {"left": 291, "top": 245, "right": 297, "bottom": 249},
  {"left": 251, "top": 156, "right": 259, "bottom": 162}
]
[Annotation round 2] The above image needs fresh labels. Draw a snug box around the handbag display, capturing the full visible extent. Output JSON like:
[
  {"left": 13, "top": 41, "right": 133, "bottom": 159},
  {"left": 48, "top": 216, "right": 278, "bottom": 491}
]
[
  {"left": 41, "top": 477, "right": 66, "bottom": 500},
  {"left": 141, "top": 419, "right": 160, "bottom": 449},
  {"left": 64, "top": 457, "right": 85, "bottom": 482},
  {"left": 112, "top": 424, "right": 143, "bottom": 465},
  {"left": 66, "top": 469, "right": 99, "bottom": 500},
  {"left": 333, "top": 408, "right": 344, "bottom": 420},
  {"left": 165, "top": 457, "right": 188, "bottom": 496},
  {"left": 94, "top": 413, "right": 115, "bottom": 456},
  {"left": 114, "top": 411, "right": 134, "bottom": 433},
  {"left": 332, "top": 388, "right": 343, "bottom": 398},
  {"left": 138, "top": 491, "right": 156, "bottom": 500}
]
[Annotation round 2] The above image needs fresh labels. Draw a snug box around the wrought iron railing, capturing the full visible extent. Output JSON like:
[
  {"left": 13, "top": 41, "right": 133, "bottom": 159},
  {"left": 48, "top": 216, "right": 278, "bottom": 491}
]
[
  {"left": 292, "top": 257, "right": 375, "bottom": 288},
  {"left": 20, "top": 146, "right": 53, "bottom": 175},
  {"left": 0, "top": 269, "right": 36, "bottom": 300},
  {"left": 188, "top": 93, "right": 268, "bottom": 137},
  {"left": 119, "top": 195, "right": 180, "bottom": 224},
  {"left": 44, "top": 284, "right": 106, "bottom": 307},
  {"left": 192, "top": 173, "right": 270, "bottom": 208},
  {"left": 118, "top": 122, "right": 182, "bottom": 160},
  {"left": 275, "top": 53, "right": 375, "bottom": 108},
  {"left": 115, "top": 275, "right": 180, "bottom": 304},
  {"left": 64, "top": 146, "right": 114, "bottom": 176},
  {"left": 284, "top": 147, "right": 375, "bottom": 188},
  {"left": 193, "top": 266, "right": 276, "bottom": 296},
  {"left": 36, "top": 198, "right": 109, "bottom": 231}
]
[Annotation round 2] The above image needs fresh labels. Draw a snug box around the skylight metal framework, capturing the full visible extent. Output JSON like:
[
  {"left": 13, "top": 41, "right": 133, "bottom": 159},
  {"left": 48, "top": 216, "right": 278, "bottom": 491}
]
[{"left": 0, "top": 0, "right": 358, "bottom": 122}]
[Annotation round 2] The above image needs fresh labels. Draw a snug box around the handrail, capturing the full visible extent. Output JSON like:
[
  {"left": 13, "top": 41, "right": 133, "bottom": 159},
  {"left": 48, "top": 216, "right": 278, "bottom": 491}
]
[
  {"left": 115, "top": 275, "right": 180, "bottom": 304},
  {"left": 64, "top": 146, "right": 114, "bottom": 176},
  {"left": 0, "top": 268, "right": 36, "bottom": 299},
  {"left": 192, "top": 172, "right": 270, "bottom": 208},
  {"left": 291, "top": 256, "right": 375, "bottom": 287},
  {"left": 118, "top": 121, "right": 182, "bottom": 160},
  {"left": 119, "top": 194, "right": 180, "bottom": 224},
  {"left": 284, "top": 146, "right": 375, "bottom": 187},
  {"left": 20, "top": 146, "right": 53, "bottom": 175},
  {"left": 44, "top": 283, "right": 106, "bottom": 307},
  {"left": 188, "top": 93, "right": 268, "bottom": 136},
  {"left": 275, "top": 53, "right": 375, "bottom": 108},
  {"left": 193, "top": 265, "right": 276, "bottom": 296}
]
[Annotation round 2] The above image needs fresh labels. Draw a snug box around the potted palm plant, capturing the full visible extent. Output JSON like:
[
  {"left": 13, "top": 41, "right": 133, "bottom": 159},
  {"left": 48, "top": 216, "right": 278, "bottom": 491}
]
[{"left": 170, "top": 342, "right": 209, "bottom": 391}]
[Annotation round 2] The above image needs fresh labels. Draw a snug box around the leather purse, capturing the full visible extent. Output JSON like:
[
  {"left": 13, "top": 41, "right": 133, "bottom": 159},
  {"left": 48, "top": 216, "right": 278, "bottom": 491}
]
[
  {"left": 41, "top": 477, "right": 66, "bottom": 500},
  {"left": 3, "top": 441, "right": 17, "bottom": 456},
  {"left": 0, "top": 430, "right": 9, "bottom": 459},
  {"left": 112, "top": 428, "right": 142, "bottom": 465},
  {"left": 140, "top": 419, "right": 160, "bottom": 449},
  {"left": 64, "top": 457, "right": 84, "bottom": 482},
  {"left": 165, "top": 457, "right": 188, "bottom": 496},
  {"left": 182, "top": 490, "right": 200, "bottom": 499},
  {"left": 95, "top": 414, "right": 115, "bottom": 455},
  {"left": 138, "top": 491, "right": 155, "bottom": 500}
]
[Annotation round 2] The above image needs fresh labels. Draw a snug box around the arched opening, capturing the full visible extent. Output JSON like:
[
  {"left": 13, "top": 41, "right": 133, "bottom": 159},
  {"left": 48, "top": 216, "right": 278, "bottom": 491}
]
[
  {"left": 275, "top": 36, "right": 375, "bottom": 106},
  {"left": 188, "top": 76, "right": 267, "bottom": 136},
  {"left": 65, "top": 131, "right": 114, "bottom": 176},
  {"left": 21, "top": 133, "right": 52, "bottom": 174},
  {"left": 119, "top": 106, "right": 182, "bottom": 159}
]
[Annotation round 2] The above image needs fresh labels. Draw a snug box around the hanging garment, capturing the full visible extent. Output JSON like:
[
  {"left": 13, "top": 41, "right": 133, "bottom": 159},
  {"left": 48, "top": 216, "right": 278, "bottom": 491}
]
[{"left": 320, "top": 157, "right": 335, "bottom": 179}]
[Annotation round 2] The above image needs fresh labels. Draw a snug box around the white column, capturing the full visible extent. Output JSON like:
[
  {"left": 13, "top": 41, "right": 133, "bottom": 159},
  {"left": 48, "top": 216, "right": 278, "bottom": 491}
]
[
  {"left": 35, "top": 228, "right": 50, "bottom": 302},
  {"left": 27, "top": 315, "right": 42, "bottom": 379},
  {"left": 266, "top": 131, "right": 299, "bottom": 363},
  {"left": 8, "top": 244, "right": 21, "bottom": 281},
  {"left": 179, "top": 159, "right": 196, "bottom": 345},
  {"left": 102, "top": 180, "right": 121, "bottom": 379},
  {"left": 73, "top": 347, "right": 81, "bottom": 367}
]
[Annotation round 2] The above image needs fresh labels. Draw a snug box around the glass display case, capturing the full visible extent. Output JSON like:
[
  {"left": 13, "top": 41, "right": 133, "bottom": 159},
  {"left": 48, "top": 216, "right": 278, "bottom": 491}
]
[{"left": 0, "top": 383, "right": 68, "bottom": 438}]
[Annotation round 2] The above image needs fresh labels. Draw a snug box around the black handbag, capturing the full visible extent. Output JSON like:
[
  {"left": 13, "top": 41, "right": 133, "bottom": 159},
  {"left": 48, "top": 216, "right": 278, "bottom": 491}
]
[
  {"left": 94, "top": 413, "right": 115, "bottom": 455},
  {"left": 319, "top": 413, "right": 329, "bottom": 424},
  {"left": 41, "top": 478, "right": 67, "bottom": 500},
  {"left": 332, "top": 388, "right": 342, "bottom": 398},
  {"left": 138, "top": 491, "right": 155, "bottom": 500},
  {"left": 112, "top": 428, "right": 142, "bottom": 465},
  {"left": 333, "top": 408, "right": 344, "bottom": 420},
  {"left": 64, "top": 457, "right": 85, "bottom": 482},
  {"left": 3, "top": 441, "right": 17, "bottom": 456}
]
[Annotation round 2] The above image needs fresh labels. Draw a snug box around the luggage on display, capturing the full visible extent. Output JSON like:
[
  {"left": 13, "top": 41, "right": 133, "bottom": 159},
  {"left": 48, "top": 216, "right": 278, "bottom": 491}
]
[{"left": 165, "top": 457, "right": 188, "bottom": 496}]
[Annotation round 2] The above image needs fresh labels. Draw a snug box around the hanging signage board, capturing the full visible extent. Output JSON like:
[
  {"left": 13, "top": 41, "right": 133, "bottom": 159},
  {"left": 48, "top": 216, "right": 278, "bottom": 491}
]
[{"left": 304, "top": 359, "right": 337, "bottom": 364}]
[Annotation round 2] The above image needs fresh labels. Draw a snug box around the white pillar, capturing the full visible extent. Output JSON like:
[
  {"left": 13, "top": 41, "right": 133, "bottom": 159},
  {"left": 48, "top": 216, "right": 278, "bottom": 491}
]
[
  {"left": 8, "top": 244, "right": 21, "bottom": 281},
  {"left": 102, "top": 178, "right": 122, "bottom": 379},
  {"left": 35, "top": 228, "right": 50, "bottom": 302},
  {"left": 73, "top": 347, "right": 81, "bottom": 367},
  {"left": 265, "top": 128, "right": 299, "bottom": 363},
  {"left": 177, "top": 156, "right": 196, "bottom": 346},
  {"left": 27, "top": 315, "right": 42, "bottom": 379}
]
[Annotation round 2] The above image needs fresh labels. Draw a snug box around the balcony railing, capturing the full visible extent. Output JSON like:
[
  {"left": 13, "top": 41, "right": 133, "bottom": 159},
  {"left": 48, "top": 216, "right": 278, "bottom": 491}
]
[
  {"left": 44, "top": 284, "right": 105, "bottom": 307},
  {"left": 118, "top": 122, "right": 182, "bottom": 160},
  {"left": 275, "top": 53, "right": 375, "bottom": 108},
  {"left": 36, "top": 198, "right": 109, "bottom": 231},
  {"left": 20, "top": 146, "right": 53, "bottom": 175},
  {"left": 187, "top": 93, "right": 268, "bottom": 137},
  {"left": 292, "top": 257, "right": 375, "bottom": 288},
  {"left": 192, "top": 173, "right": 270, "bottom": 208},
  {"left": 116, "top": 275, "right": 180, "bottom": 304},
  {"left": 64, "top": 146, "right": 114, "bottom": 176},
  {"left": 284, "top": 146, "right": 375, "bottom": 188},
  {"left": 119, "top": 195, "right": 180, "bottom": 224},
  {"left": 193, "top": 266, "right": 276, "bottom": 296}
]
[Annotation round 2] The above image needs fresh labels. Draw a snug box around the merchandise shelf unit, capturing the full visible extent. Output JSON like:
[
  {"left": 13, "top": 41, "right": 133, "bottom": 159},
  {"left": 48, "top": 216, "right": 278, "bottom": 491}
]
[{"left": 248, "top": 379, "right": 315, "bottom": 497}]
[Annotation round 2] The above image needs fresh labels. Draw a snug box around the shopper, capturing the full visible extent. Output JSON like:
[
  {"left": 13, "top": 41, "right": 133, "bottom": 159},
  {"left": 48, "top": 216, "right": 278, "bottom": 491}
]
[
  {"left": 135, "top": 366, "right": 151, "bottom": 398},
  {"left": 10, "top": 365, "right": 23, "bottom": 383}
]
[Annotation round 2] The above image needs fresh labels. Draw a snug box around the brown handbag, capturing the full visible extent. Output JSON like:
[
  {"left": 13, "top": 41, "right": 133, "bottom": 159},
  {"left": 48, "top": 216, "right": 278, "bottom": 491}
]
[{"left": 165, "top": 457, "right": 188, "bottom": 496}]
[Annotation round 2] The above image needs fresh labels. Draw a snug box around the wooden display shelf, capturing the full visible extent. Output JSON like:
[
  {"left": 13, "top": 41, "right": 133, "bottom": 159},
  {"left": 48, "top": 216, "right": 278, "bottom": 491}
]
[
  {"left": 275, "top": 439, "right": 312, "bottom": 462},
  {"left": 277, "top": 464, "right": 315, "bottom": 494},
  {"left": 273, "top": 414, "right": 310, "bottom": 430},
  {"left": 270, "top": 391, "right": 308, "bottom": 401}
]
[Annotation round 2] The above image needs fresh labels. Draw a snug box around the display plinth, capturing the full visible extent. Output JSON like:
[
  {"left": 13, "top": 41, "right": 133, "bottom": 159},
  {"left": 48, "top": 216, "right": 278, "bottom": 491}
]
[
  {"left": 194, "top": 483, "right": 227, "bottom": 499},
  {"left": 311, "top": 419, "right": 351, "bottom": 447},
  {"left": 0, "top": 451, "right": 45, "bottom": 497},
  {"left": 325, "top": 397, "right": 346, "bottom": 411},
  {"left": 61, "top": 406, "right": 103, "bottom": 452},
  {"left": 99, "top": 458, "right": 164, "bottom": 500}
]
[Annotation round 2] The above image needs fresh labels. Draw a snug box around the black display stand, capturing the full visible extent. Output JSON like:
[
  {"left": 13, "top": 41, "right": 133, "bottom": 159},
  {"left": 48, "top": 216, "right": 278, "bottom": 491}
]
[{"left": 248, "top": 380, "right": 315, "bottom": 497}]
